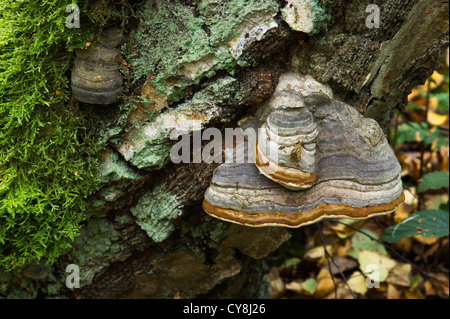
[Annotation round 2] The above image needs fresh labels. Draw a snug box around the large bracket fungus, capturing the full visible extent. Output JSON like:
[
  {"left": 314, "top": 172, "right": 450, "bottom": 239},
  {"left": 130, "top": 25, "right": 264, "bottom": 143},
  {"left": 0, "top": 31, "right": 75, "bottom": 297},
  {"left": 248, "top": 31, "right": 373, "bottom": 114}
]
[{"left": 203, "top": 72, "right": 405, "bottom": 227}]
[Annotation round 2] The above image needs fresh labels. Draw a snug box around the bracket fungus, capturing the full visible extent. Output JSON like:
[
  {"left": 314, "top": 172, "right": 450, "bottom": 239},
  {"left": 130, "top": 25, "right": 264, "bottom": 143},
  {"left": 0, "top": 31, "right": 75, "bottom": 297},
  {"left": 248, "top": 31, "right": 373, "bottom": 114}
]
[
  {"left": 71, "top": 26, "right": 124, "bottom": 105},
  {"left": 203, "top": 73, "right": 405, "bottom": 227}
]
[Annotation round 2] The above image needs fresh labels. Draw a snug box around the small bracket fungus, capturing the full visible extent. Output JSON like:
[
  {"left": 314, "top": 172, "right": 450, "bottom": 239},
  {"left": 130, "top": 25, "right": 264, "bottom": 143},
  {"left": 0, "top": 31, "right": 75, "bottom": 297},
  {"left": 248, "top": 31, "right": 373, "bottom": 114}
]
[
  {"left": 203, "top": 73, "right": 405, "bottom": 227},
  {"left": 71, "top": 26, "right": 124, "bottom": 105},
  {"left": 255, "top": 99, "right": 319, "bottom": 190}
]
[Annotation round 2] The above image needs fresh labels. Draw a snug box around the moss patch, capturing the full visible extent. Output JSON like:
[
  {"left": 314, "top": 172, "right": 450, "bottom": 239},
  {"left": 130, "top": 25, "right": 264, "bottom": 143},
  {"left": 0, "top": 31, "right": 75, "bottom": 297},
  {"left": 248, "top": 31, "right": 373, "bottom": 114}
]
[{"left": 0, "top": 0, "right": 105, "bottom": 270}]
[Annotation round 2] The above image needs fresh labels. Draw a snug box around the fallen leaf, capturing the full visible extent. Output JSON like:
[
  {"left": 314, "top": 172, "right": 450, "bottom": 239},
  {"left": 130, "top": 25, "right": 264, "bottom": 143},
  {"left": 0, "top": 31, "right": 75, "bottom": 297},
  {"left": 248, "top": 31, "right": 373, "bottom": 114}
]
[
  {"left": 286, "top": 278, "right": 317, "bottom": 296},
  {"left": 264, "top": 268, "right": 285, "bottom": 299},
  {"left": 358, "top": 250, "right": 397, "bottom": 283},
  {"left": 387, "top": 283, "right": 403, "bottom": 299},
  {"left": 404, "top": 289, "right": 425, "bottom": 299},
  {"left": 428, "top": 110, "right": 448, "bottom": 126},
  {"left": 395, "top": 237, "right": 412, "bottom": 253},
  {"left": 347, "top": 230, "right": 387, "bottom": 259},
  {"left": 412, "top": 235, "right": 440, "bottom": 245},
  {"left": 304, "top": 245, "right": 331, "bottom": 260},
  {"left": 314, "top": 277, "right": 335, "bottom": 299},
  {"left": 424, "top": 194, "right": 449, "bottom": 210},
  {"left": 347, "top": 271, "right": 368, "bottom": 295},
  {"left": 386, "top": 263, "right": 412, "bottom": 287},
  {"left": 285, "top": 280, "right": 302, "bottom": 294},
  {"left": 324, "top": 286, "right": 354, "bottom": 299},
  {"left": 336, "top": 239, "right": 351, "bottom": 257},
  {"left": 428, "top": 273, "right": 449, "bottom": 297},
  {"left": 321, "top": 255, "right": 358, "bottom": 275},
  {"left": 302, "top": 278, "right": 317, "bottom": 295},
  {"left": 393, "top": 204, "right": 413, "bottom": 224},
  {"left": 329, "top": 219, "right": 357, "bottom": 239}
]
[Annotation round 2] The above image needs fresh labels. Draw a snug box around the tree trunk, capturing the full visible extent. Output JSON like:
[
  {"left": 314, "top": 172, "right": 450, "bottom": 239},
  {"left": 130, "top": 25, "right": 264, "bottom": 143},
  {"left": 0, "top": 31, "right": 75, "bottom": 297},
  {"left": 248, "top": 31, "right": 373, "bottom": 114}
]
[{"left": 2, "top": 0, "right": 448, "bottom": 299}]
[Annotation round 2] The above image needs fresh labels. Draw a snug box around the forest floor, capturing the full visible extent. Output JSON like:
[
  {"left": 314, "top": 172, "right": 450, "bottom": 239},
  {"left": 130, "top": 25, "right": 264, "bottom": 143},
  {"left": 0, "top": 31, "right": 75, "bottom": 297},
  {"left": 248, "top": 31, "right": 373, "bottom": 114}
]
[{"left": 264, "top": 49, "right": 449, "bottom": 300}]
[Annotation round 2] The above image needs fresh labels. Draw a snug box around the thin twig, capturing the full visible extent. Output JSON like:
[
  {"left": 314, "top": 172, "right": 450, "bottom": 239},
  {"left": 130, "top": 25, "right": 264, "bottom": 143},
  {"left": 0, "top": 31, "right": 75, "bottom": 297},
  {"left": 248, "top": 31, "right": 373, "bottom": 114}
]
[
  {"left": 328, "top": 219, "right": 449, "bottom": 291},
  {"left": 418, "top": 80, "right": 431, "bottom": 211},
  {"left": 317, "top": 222, "right": 358, "bottom": 299},
  {"left": 318, "top": 222, "right": 338, "bottom": 299}
]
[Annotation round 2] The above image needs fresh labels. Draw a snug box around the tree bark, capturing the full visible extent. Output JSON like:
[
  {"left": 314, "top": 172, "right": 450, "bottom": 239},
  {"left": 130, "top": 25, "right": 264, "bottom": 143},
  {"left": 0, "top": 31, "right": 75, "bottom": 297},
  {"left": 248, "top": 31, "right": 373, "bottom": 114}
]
[{"left": 2, "top": 0, "right": 448, "bottom": 299}]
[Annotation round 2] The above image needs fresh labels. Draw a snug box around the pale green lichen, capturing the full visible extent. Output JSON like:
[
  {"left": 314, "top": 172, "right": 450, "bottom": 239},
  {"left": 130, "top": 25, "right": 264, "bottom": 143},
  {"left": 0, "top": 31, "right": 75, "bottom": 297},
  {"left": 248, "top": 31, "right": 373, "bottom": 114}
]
[
  {"left": 125, "top": 0, "right": 279, "bottom": 103},
  {"left": 68, "top": 219, "right": 121, "bottom": 287},
  {"left": 99, "top": 149, "right": 142, "bottom": 184},
  {"left": 197, "top": 0, "right": 279, "bottom": 47},
  {"left": 130, "top": 184, "right": 183, "bottom": 243},
  {"left": 120, "top": 76, "right": 238, "bottom": 170}
]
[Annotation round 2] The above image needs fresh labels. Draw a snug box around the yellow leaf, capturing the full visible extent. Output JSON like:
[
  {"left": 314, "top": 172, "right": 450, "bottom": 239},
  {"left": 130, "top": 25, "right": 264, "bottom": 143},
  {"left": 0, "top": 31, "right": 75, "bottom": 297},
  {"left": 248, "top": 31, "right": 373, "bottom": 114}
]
[
  {"left": 429, "top": 71, "right": 445, "bottom": 89},
  {"left": 393, "top": 204, "right": 412, "bottom": 224},
  {"left": 412, "top": 235, "right": 439, "bottom": 245},
  {"left": 314, "top": 277, "right": 335, "bottom": 298},
  {"left": 316, "top": 268, "right": 332, "bottom": 280},
  {"left": 427, "top": 109, "right": 448, "bottom": 126},
  {"left": 358, "top": 250, "right": 397, "bottom": 282},
  {"left": 347, "top": 271, "right": 368, "bottom": 295}
]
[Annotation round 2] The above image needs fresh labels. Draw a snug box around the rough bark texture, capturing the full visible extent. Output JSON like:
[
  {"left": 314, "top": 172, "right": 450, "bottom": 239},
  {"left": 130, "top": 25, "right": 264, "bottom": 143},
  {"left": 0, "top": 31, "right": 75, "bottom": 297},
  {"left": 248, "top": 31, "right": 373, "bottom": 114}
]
[{"left": 1, "top": 0, "right": 448, "bottom": 299}]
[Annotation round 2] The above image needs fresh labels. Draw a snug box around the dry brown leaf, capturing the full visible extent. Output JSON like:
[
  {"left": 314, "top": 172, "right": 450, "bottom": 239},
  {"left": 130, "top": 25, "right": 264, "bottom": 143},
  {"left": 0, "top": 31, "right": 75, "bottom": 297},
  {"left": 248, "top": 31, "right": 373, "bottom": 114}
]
[
  {"left": 264, "top": 267, "right": 285, "bottom": 299},
  {"left": 386, "top": 263, "right": 412, "bottom": 287},
  {"left": 337, "top": 239, "right": 351, "bottom": 257},
  {"left": 395, "top": 237, "right": 412, "bottom": 253},
  {"left": 387, "top": 283, "right": 403, "bottom": 299},
  {"left": 324, "top": 286, "right": 354, "bottom": 299},
  {"left": 321, "top": 256, "right": 358, "bottom": 275},
  {"left": 429, "top": 273, "right": 450, "bottom": 297},
  {"left": 285, "top": 280, "right": 303, "bottom": 294}
]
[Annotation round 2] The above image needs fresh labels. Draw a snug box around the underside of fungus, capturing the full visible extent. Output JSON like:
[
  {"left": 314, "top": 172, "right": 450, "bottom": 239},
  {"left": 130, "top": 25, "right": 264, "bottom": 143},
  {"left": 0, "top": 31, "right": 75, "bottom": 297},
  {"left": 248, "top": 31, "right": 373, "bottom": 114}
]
[{"left": 203, "top": 73, "right": 405, "bottom": 227}]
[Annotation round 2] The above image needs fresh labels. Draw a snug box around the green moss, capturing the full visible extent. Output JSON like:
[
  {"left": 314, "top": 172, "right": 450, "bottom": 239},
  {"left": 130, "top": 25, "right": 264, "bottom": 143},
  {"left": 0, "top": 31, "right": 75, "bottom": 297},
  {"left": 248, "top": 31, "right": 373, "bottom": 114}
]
[
  {"left": 0, "top": 0, "right": 103, "bottom": 270},
  {"left": 0, "top": 0, "right": 136, "bottom": 270},
  {"left": 130, "top": 184, "right": 183, "bottom": 242}
]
